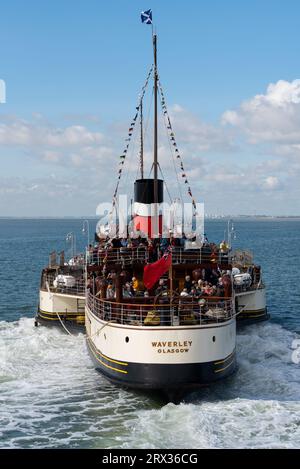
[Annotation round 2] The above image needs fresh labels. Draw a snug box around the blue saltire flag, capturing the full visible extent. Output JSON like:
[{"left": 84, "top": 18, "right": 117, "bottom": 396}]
[{"left": 141, "top": 9, "right": 152, "bottom": 24}]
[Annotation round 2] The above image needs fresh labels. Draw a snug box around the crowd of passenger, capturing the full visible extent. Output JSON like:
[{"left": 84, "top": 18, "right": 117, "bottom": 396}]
[
  {"left": 87, "top": 234, "right": 230, "bottom": 265},
  {"left": 87, "top": 265, "right": 231, "bottom": 303}
]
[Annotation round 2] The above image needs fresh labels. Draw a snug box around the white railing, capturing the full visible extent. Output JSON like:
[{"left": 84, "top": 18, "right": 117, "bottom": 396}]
[
  {"left": 87, "top": 292, "right": 235, "bottom": 327},
  {"left": 233, "top": 281, "right": 265, "bottom": 294},
  {"left": 41, "top": 274, "right": 86, "bottom": 297},
  {"left": 87, "top": 246, "right": 230, "bottom": 266}
]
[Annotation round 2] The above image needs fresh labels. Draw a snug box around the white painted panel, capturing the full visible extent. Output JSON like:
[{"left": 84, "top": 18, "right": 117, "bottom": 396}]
[
  {"left": 236, "top": 288, "right": 266, "bottom": 311},
  {"left": 39, "top": 291, "right": 79, "bottom": 313},
  {"left": 86, "top": 307, "right": 236, "bottom": 365}
]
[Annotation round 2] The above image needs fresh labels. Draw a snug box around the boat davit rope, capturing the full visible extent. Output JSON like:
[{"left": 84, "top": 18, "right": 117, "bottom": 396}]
[{"left": 54, "top": 310, "right": 74, "bottom": 336}]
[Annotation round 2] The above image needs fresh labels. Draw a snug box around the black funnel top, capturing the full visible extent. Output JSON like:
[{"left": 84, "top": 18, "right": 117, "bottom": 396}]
[{"left": 134, "top": 179, "right": 163, "bottom": 204}]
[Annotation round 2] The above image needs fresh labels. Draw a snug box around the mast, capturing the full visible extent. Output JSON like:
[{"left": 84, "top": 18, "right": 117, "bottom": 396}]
[
  {"left": 153, "top": 33, "right": 159, "bottom": 237},
  {"left": 140, "top": 100, "right": 144, "bottom": 179}
]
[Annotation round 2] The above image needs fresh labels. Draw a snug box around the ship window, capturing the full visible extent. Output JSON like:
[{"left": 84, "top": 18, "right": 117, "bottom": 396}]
[
  {"left": 212, "top": 336, "right": 216, "bottom": 342},
  {"left": 125, "top": 336, "right": 129, "bottom": 343}
]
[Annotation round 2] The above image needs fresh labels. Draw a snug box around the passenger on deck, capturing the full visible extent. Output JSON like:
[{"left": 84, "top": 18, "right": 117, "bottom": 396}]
[
  {"left": 148, "top": 240, "right": 156, "bottom": 262},
  {"left": 132, "top": 277, "right": 142, "bottom": 294},
  {"left": 110, "top": 237, "right": 121, "bottom": 249},
  {"left": 198, "top": 298, "right": 208, "bottom": 317},
  {"left": 184, "top": 275, "right": 192, "bottom": 292},
  {"left": 211, "top": 269, "right": 219, "bottom": 286},
  {"left": 220, "top": 240, "right": 229, "bottom": 254},
  {"left": 155, "top": 279, "right": 168, "bottom": 296},
  {"left": 180, "top": 288, "right": 189, "bottom": 297},
  {"left": 196, "top": 280, "right": 204, "bottom": 295},
  {"left": 179, "top": 233, "right": 187, "bottom": 248},
  {"left": 216, "top": 282, "right": 225, "bottom": 297},
  {"left": 190, "top": 288, "right": 198, "bottom": 298},
  {"left": 160, "top": 237, "right": 170, "bottom": 254},
  {"left": 173, "top": 236, "right": 182, "bottom": 247},
  {"left": 106, "top": 284, "right": 115, "bottom": 299},
  {"left": 203, "top": 282, "right": 213, "bottom": 296},
  {"left": 123, "top": 283, "right": 133, "bottom": 298},
  {"left": 120, "top": 238, "right": 128, "bottom": 248}
]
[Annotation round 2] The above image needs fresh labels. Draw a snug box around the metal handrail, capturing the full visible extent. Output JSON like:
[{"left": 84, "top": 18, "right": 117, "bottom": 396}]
[
  {"left": 86, "top": 246, "right": 230, "bottom": 266},
  {"left": 86, "top": 292, "right": 235, "bottom": 327},
  {"left": 233, "top": 281, "right": 265, "bottom": 294},
  {"left": 41, "top": 274, "right": 86, "bottom": 297}
]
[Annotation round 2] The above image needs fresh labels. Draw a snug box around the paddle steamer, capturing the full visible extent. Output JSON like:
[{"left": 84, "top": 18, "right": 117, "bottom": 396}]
[
  {"left": 85, "top": 28, "right": 238, "bottom": 400},
  {"left": 36, "top": 250, "right": 86, "bottom": 332}
]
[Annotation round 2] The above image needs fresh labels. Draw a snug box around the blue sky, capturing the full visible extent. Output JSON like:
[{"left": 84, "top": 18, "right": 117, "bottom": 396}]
[{"left": 1, "top": 0, "right": 300, "bottom": 216}]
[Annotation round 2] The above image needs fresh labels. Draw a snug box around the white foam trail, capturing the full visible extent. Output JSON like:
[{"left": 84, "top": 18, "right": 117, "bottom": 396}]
[
  {"left": 0, "top": 318, "right": 299, "bottom": 448},
  {"left": 119, "top": 323, "right": 300, "bottom": 449},
  {"left": 0, "top": 318, "right": 154, "bottom": 448}
]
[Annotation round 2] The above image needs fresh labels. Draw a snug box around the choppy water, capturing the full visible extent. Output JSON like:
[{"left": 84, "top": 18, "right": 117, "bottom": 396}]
[{"left": 0, "top": 219, "right": 300, "bottom": 448}]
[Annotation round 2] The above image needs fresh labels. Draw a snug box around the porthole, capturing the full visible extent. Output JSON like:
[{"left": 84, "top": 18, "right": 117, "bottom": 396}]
[
  {"left": 212, "top": 336, "right": 216, "bottom": 342},
  {"left": 125, "top": 336, "right": 129, "bottom": 343}
]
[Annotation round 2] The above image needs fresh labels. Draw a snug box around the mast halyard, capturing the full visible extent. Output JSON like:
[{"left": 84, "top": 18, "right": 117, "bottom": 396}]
[{"left": 153, "top": 33, "right": 159, "bottom": 238}]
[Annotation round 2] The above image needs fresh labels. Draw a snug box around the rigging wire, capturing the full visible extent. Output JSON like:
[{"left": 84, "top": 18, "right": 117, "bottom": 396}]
[
  {"left": 109, "top": 65, "right": 153, "bottom": 217},
  {"left": 158, "top": 79, "right": 197, "bottom": 216},
  {"left": 158, "top": 163, "right": 173, "bottom": 203},
  {"left": 158, "top": 87, "right": 184, "bottom": 204}
]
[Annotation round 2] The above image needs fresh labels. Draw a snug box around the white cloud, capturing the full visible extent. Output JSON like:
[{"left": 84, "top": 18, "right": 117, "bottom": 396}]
[
  {"left": 1, "top": 96, "right": 300, "bottom": 215},
  {"left": 169, "top": 104, "right": 236, "bottom": 153},
  {"left": 0, "top": 117, "right": 104, "bottom": 147},
  {"left": 222, "top": 79, "right": 300, "bottom": 147},
  {"left": 262, "top": 176, "right": 280, "bottom": 190}
]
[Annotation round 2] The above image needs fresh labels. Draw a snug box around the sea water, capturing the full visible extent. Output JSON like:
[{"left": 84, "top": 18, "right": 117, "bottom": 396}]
[{"left": 0, "top": 218, "right": 299, "bottom": 448}]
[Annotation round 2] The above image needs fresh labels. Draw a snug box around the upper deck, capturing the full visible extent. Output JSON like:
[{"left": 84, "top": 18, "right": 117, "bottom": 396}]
[
  {"left": 87, "top": 245, "right": 231, "bottom": 270},
  {"left": 86, "top": 291, "right": 235, "bottom": 327},
  {"left": 40, "top": 267, "right": 85, "bottom": 297}
]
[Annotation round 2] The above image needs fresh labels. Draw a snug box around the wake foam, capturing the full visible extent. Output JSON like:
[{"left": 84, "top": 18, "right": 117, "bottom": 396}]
[{"left": 0, "top": 318, "right": 299, "bottom": 448}]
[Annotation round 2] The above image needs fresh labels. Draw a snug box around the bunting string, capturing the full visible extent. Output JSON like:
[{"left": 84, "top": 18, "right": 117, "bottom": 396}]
[
  {"left": 158, "top": 79, "right": 197, "bottom": 215},
  {"left": 109, "top": 65, "right": 153, "bottom": 217}
]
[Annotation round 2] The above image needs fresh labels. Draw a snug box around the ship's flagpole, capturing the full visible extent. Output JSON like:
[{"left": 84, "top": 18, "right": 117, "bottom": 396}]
[
  {"left": 153, "top": 31, "right": 159, "bottom": 238},
  {"left": 141, "top": 9, "right": 159, "bottom": 238},
  {"left": 140, "top": 99, "right": 144, "bottom": 179}
]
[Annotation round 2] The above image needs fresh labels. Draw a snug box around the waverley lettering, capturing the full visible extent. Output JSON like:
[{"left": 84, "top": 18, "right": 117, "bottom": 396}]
[
  {"left": 152, "top": 340, "right": 192, "bottom": 354},
  {"left": 102, "top": 453, "right": 136, "bottom": 467}
]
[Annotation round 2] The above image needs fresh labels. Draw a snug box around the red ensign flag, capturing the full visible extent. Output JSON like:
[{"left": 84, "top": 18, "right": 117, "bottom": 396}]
[{"left": 143, "top": 250, "right": 172, "bottom": 290}]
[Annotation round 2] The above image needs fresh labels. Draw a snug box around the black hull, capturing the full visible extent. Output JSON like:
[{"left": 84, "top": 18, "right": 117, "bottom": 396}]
[
  {"left": 86, "top": 337, "right": 236, "bottom": 400},
  {"left": 35, "top": 312, "right": 85, "bottom": 334},
  {"left": 237, "top": 308, "right": 270, "bottom": 327}
]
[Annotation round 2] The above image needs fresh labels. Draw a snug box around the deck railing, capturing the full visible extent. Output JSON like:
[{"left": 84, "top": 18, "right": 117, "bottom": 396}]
[
  {"left": 41, "top": 274, "right": 86, "bottom": 297},
  {"left": 233, "top": 281, "right": 264, "bottom": 294},
  {"left": 86, "top": 246, "right": 230, "bottom": 267},
  {"left": 86, "top": 292, "right": 235, "bottom": 327}
]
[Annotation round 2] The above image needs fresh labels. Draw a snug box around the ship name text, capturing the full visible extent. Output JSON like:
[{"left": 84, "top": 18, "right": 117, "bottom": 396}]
[{"left": 152, "top": 340, "right": 192, "bottom": 354}]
